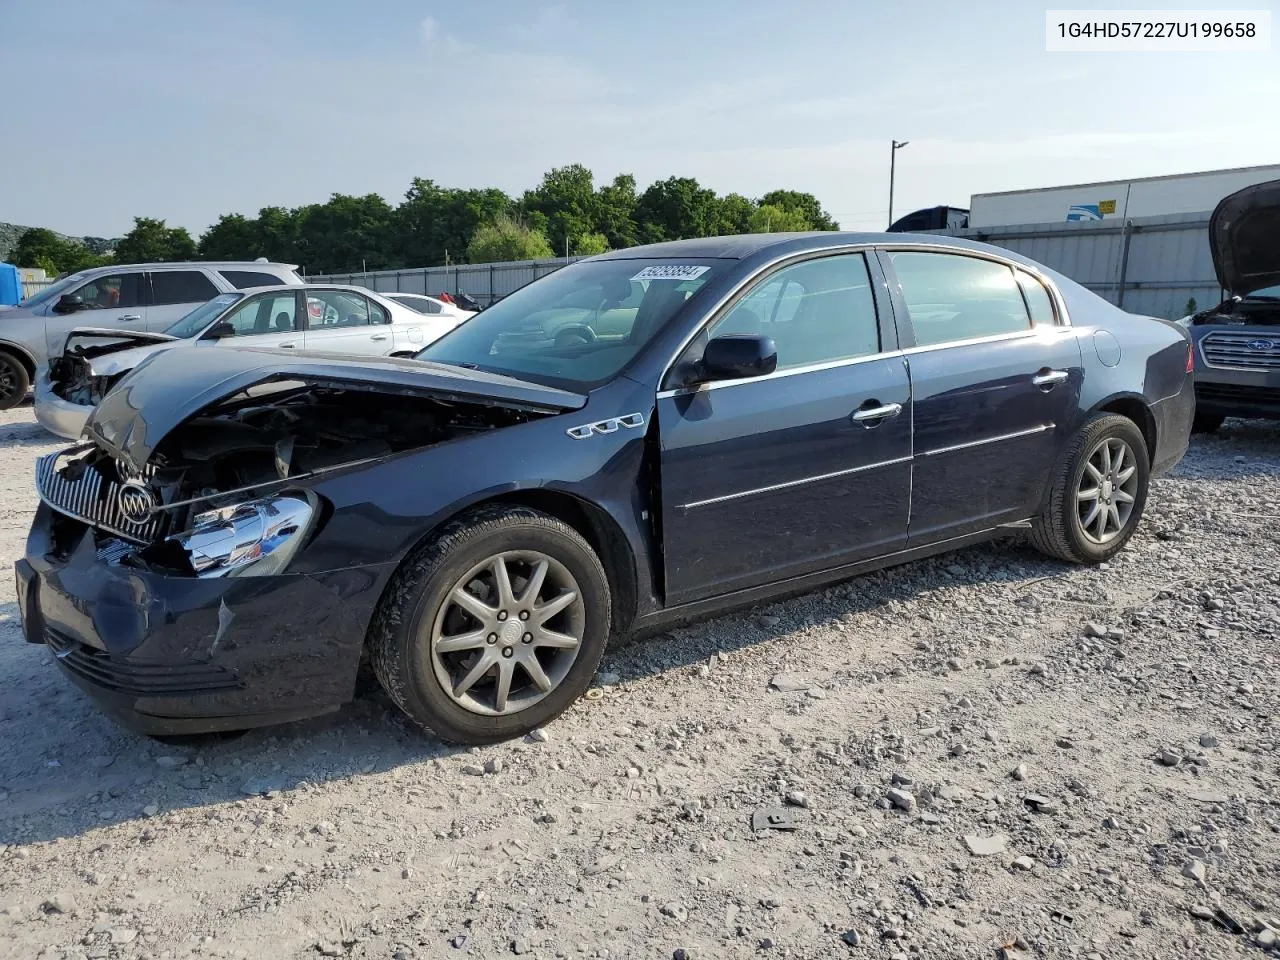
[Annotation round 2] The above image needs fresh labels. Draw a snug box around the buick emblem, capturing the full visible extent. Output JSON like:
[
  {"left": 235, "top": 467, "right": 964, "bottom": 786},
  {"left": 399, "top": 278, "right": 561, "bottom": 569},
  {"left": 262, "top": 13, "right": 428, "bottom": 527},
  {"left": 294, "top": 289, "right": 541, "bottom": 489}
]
[
  {"left": 118, "top": 481, "right": 157, "bottom": 525},
  {"left": 1248, "top": 338, "right": 1275, "bottom": 351}
]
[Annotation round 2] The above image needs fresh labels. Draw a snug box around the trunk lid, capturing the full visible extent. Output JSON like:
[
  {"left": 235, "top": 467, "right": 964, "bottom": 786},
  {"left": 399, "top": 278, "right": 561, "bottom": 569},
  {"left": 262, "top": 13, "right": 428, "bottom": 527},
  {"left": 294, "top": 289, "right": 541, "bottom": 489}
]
[
  {"left": 1209, "top": 178, "right": 1280, "bottom": 296},
  {"left": 84, "top": 346, "right": 587, "bottom": 473}
]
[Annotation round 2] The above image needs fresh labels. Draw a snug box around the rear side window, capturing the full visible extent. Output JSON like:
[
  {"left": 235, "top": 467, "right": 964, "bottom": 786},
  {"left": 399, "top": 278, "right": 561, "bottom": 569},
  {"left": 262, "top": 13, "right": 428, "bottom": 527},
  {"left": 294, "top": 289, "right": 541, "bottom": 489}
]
[
  {"left": 150, "top": 270, "right": 218, "bottom": 306},
  {"left": 220, "top": 270, "right": 287, "bottom": 289},
  {"left": 1016, "top": 270, "right": 1057, "bottom": 325},
  {"left": 887, "top": 252, "right": 1031, "bottom": 347}
]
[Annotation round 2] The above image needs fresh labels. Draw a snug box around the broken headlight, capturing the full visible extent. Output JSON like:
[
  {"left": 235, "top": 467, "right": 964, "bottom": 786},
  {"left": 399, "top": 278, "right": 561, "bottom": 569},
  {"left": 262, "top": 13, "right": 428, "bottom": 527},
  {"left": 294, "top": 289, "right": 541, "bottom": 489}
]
[{"left": 175, "top": 493, "right": 315, "bottom": 578}]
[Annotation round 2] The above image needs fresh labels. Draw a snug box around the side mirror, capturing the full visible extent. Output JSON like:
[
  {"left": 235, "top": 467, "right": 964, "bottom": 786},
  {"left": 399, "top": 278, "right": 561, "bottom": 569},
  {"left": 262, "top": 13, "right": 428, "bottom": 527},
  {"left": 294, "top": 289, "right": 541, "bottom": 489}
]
[
  {"left": 700, "top": 334, "right": 778, "bottom": 382},
  {"left": 54, "top": 294, "right": 84, "bottom": 314},
  {"left": 206, "top": 321, "right": 236, "bottom": 339}
]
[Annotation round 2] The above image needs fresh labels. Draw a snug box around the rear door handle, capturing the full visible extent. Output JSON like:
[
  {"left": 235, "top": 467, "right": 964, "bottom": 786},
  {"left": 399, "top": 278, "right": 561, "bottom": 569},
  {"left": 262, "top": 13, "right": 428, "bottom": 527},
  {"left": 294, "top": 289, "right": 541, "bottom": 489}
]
[
  {"left": 1032, "top": 368, "right": 1069, "bottom": 388},
  {"left": 851, "top": 401, "right": 903, "bottom": 424},
  {"left": 279, "top": 343, "right": 296, "bottom": 349},
  {"left": 120, "top": 314, "right": 141, "bottom": 322},
  {"left": 371, "top": 334, "right": 388, "bottom": 341}
]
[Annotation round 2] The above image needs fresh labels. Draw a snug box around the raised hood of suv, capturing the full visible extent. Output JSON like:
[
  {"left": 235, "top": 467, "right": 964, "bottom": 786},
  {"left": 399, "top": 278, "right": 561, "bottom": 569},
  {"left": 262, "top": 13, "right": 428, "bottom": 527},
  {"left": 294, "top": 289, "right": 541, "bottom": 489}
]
[
  {"left": 83, "top": 345, "right": 587, "bottom": 473},
  {"left": 1210, "top": 178, "right": 1280, "bottom": 297}
]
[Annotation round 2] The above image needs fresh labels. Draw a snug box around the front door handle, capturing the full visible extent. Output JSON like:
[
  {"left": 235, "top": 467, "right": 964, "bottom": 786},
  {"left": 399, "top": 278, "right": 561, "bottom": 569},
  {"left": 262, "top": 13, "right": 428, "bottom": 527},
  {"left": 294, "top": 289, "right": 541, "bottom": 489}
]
[
  {"left": 120, "top": 314, "right": 141, "bottom": 322},
  {"left": 279, "top": 343, "right": 296, "bottom": 349},
  {"left": 851, "top": 401, "right": 903, "bottom": 424},
  {"left": 1032, "top": 368, "right": 1069, "bottom": 388}
]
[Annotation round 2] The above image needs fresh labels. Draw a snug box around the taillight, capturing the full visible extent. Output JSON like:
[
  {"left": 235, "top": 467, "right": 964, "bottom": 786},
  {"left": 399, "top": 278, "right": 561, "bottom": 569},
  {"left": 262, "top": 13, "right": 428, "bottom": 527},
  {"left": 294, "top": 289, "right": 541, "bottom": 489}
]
[{"left": 1186, "top": 343, "right": 1194, "bottom": 373}]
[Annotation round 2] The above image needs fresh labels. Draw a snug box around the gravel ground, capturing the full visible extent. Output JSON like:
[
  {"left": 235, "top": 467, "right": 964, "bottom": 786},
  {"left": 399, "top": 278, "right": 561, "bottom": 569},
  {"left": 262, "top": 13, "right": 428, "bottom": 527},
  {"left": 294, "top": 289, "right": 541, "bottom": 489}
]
[{"left": 1, "top": 400, "right": 1278, "bottom": 960}]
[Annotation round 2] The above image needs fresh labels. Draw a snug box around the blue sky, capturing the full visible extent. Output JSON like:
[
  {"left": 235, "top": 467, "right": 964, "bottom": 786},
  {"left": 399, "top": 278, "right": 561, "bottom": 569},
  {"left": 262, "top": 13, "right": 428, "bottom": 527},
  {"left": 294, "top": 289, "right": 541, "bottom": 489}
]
[{"left": 2, "top": 0, "right": 1278, "bottom": 238}]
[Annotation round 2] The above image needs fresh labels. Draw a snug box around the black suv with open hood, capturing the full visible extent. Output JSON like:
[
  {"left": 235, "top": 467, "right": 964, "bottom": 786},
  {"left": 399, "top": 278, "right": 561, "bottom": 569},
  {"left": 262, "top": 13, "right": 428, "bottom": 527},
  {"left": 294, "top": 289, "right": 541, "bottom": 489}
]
[{"left": 1181, "top": 178, "right": 1280, "bottom": 431}]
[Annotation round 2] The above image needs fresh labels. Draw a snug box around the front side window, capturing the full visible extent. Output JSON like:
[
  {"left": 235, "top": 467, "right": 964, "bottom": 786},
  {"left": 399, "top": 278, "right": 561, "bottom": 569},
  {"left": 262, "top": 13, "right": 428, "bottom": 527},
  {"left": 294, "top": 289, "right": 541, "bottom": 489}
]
[
  {"left": 706, "top": 253, "right": 880, "bottom": 370},
  {"left": 417, "top": 258, "right": 723, "bottom": 390},
  {"left": 219, "top": 294, "right": 299, "bottom": 337},
  {"left": 888, "top": 251, "right": 1032, "bottom": 347},
  {"left": 150, "top": 270, "right": 219, "bottom": 306},
  {"left": 306, "top": 290, "right": 374, "bottom": 328},
  {"left": 73, "top": 273, "right": 141, "bottom": 310},
  {"left": 165, "top": 292, "right": 243, "bottom": 338}
]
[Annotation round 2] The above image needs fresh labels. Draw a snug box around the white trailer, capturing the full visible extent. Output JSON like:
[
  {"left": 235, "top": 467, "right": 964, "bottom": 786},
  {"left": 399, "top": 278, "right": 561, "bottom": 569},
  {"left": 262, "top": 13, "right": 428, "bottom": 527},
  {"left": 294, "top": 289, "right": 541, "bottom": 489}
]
[{"left": 969, "top": 163, "right": 1280, "bottom": 228}]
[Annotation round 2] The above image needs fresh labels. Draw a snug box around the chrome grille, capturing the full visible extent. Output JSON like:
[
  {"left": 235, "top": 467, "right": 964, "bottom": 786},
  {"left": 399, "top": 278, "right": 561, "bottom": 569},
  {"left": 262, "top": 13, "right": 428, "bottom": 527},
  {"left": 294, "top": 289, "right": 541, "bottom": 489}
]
[
  {"left": 1201, "top": 332, "right": 1280, "bottom": 370},
  {"left": 36, "top": 447, "right": 162, "bottom": 544}
]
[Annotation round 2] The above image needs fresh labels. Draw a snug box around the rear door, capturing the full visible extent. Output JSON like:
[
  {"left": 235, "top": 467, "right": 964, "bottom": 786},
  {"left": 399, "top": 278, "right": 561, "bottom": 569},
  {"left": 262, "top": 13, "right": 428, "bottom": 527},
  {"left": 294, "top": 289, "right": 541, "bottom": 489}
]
[
  {"left": 145, "top": 269, "right": 221, "bottom": 332},
  {"left": 657, "top": 251, "right": 912, "bottom": 605},
  {"left": 201, "top": 291, "right": 302, "bottom": 351},
  {"left": 878, "top": 248, "right": 1084, "bottom": 545},
  {"left": 301, "top": 289, "right": 395, "bottom": 356}
]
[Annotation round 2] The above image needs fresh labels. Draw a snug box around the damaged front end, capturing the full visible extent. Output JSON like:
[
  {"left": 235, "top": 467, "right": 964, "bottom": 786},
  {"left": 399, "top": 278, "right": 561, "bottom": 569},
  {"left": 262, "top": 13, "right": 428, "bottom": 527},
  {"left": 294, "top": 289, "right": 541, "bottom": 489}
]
[{"left": 47, "top": 328, "right": 179, "bottom": 407}]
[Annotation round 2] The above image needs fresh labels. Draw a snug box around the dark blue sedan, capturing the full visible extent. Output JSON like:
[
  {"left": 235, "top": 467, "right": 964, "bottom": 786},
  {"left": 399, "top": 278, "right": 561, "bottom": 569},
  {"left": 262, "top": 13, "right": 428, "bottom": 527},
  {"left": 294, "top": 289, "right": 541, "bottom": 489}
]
[{"left": 14, "top": 233, "right": 1195, "bottom": 744}]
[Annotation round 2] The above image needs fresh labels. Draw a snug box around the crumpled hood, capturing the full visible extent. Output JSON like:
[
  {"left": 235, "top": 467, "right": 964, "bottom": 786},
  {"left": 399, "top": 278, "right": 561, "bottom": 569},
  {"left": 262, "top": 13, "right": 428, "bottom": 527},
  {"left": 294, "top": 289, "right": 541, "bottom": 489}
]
[
  {"left": 84, "top": 346, "right": 587, "bottom": 473},
  {"left": 1209, "top": 178, "right": 1280, "bottom": 296}
]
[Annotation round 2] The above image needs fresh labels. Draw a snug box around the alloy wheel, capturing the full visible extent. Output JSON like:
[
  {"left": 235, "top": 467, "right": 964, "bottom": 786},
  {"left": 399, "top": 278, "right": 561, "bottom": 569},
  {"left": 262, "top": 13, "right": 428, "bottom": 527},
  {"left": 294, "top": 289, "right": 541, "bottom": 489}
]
[
  {"left": 1076, "top": 436, "right": 1139, "bottom": 544},
  {"left": 428, "top": 551, "right": 584, "bottom": 716},
  {"left": 0, "top": 366, "right": 16, "bottom": 406}
]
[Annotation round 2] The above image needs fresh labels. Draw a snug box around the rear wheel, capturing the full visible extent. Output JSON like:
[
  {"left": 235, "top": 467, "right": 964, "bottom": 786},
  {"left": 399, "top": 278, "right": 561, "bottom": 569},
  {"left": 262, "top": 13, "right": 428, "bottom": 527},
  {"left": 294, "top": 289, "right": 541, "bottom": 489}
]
[
  {"left": 1191, "top": 412, "right": 1224, "bottom": 434},
  {"left": 1030, "top": 414, "right": 1150, "bottom": 564},
  {"left": 368, "top": 504, "right": 611, "bottom": 744},
  {"left": 0, "top": 352, "right": 30, "bottom": 410}
]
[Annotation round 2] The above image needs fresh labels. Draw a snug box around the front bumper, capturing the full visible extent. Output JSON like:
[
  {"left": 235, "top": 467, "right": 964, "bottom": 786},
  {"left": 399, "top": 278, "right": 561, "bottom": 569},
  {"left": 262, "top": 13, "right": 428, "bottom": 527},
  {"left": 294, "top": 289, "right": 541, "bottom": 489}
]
[
  {"left": 1192, "top": 329, "right": 1280, "bottom": 420},
  {"left": 16, "top": 503, "right": 396, "bottom": 735},
  {"left": 32, "top": 374, "right": 91, "bottom": 441}
]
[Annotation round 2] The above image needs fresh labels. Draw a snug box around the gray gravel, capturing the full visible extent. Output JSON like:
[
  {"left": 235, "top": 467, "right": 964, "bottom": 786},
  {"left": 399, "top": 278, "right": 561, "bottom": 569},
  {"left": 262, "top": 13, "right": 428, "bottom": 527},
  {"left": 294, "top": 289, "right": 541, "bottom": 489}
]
[{"left": 1, "top": 401, "right": 1278, "bottom": 959}]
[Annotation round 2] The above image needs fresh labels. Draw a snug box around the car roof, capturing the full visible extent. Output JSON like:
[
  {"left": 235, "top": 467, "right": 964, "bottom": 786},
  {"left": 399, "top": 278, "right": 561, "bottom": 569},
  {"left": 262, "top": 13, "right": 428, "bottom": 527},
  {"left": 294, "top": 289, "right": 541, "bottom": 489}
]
[
  {"left": 90, "top": 261, "right": 299, "bottom": 272},
  {"left": 589, "top": 231, "right": 1004, "bottom": 261},
  {"left": 233, "top": 283, "right": 384, "bottom": 296}
]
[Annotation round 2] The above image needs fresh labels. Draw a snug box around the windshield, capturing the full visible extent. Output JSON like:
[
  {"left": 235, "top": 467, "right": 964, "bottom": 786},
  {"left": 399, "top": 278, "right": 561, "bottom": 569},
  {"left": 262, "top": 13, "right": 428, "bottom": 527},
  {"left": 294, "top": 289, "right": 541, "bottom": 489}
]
[
  {"left": 164, "top": 292, "right": 243, "bottom": 338},
  {"left": 415, "top": 258, "right": 723, "bottom": 389},
  {"left": 19, "top": 271, "right": 92, "bottom": 309}
]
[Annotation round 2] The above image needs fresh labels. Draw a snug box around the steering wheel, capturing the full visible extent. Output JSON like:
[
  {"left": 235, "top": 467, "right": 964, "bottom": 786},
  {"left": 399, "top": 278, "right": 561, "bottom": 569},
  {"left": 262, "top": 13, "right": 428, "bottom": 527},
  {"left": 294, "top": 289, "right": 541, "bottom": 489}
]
[{"left": 554, "top": 324, "right": 597, "bottom": 347}]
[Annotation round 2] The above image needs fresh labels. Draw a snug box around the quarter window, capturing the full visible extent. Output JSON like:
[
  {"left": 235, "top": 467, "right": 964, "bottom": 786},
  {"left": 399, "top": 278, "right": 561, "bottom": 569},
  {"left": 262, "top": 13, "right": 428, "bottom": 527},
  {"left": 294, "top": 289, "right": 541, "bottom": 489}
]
[
  {"left": 888, "top": 252, "right": 1032, "bottom": 347},
  {"left": 73, "top": 273, "right": 141, "bottom": 309},
  {"left": 1016, "top": 270, "right": 1057, "bottom": 325},
  {"left": 219, "top": 294, "right": 299, "bottom": 336},
  {"left": 150, "top": 270, "right": 219, "bottom": 306},
  {"left": 706, "top": 253, "right": 880, "bottom": 370},
  {"left": 306, "top": 290, "right": 375, "bottom": 328},
  {"left": 219, "top": 270, "right": 287, "bottom": 289}
]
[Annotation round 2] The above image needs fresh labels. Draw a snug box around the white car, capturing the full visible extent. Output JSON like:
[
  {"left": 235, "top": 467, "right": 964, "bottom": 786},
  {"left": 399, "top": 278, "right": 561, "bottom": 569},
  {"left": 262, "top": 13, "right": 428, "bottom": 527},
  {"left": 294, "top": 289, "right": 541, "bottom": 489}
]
[
  {"left": 384, "top": 292, "right": 478, "bottom": 321},
  {"left": 35, "top": 284, "right": 464, "bottom": 439}
]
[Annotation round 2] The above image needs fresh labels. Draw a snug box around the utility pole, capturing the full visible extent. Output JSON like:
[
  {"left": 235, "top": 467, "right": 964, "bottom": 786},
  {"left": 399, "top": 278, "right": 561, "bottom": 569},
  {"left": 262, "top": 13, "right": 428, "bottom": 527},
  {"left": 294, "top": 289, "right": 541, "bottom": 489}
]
[{"left": 888, "top": 139, "right": 910, "bottom": 228}]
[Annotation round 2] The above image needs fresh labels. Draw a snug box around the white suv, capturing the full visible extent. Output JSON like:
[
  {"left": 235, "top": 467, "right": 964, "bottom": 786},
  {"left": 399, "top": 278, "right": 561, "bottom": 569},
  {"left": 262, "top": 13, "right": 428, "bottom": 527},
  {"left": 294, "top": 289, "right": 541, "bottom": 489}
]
[{"left": 0, "top": 260, "right": 302, "bottom": 409}]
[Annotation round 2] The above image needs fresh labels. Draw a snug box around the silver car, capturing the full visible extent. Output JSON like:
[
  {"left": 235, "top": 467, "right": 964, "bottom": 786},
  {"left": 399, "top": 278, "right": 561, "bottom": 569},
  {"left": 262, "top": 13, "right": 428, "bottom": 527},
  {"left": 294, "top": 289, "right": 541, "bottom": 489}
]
[
  {"left": 35, "top": 284, "right": 466, "bottom": 439},
  {"left": 0, "top": 260, "right": 302, "bottom": 409}
]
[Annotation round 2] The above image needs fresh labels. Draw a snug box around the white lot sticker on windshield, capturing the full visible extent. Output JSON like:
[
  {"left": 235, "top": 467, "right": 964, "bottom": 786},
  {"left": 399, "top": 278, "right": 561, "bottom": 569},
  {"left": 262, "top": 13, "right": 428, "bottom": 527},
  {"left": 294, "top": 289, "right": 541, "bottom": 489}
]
[{"left": 631, "top": 264, "right": 710, "bottom": 282}]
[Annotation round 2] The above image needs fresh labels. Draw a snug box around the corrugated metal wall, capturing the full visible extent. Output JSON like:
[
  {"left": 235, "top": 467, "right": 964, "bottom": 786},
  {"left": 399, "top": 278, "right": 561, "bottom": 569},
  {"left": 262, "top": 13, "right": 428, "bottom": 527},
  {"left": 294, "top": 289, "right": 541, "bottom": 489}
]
[
  {"left": 944, "top": 212, "right": 1222, "bottom": 319},
  {"left": 312, "top": 256, "right": 584, "bottom": 306},
  {"left": 312, "top": 212, "right": 1224, "bottom": 321}
]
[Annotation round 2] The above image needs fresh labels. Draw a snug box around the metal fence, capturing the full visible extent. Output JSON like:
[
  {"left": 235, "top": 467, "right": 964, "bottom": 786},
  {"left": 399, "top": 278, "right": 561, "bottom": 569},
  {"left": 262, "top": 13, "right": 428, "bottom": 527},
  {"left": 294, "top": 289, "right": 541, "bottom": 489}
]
[
  {"left": 22, "top": 279, "right": 53, "bottom": 298},
  {"left": 311, "top": 212, "right": 1222, "bottom": 321},
  {"left": 942, "top": 211, "right": 1221, "bottom": 319},
  {"left": 311, "top": 256, "right": 585, "bottom": 307}
]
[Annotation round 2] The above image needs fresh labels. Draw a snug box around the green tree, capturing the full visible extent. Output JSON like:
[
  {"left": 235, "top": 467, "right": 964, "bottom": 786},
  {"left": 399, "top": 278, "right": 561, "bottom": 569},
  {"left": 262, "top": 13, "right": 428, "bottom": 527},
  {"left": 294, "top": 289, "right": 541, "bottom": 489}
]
[
  {"left": 396, "top": 178, "right": 512, "bottom": 267},
  {"left": 713, "top": 193, "right": 756, "bottom": 235},
  {"left": 572, "top": 232, "right": 610, "bottom": 256},
  {"left": 595, "top": 174, "right": 639, "bottom": 249},
  {"left": 113, "top": 217, "right": 197, "bottom": 263},
  {"left": 521, "top": 164, "right": 598, "bottom": 256},
  {"left": 634, "top": 177, "right": 720, "bottom": 242},
  {"left": 748, "top": 203, "right": 811, "bottom": 233},
  {"left": 466, "top": 216, "right": 554, "bottom": 263},
  {"left": 295, "top": 194, "right": 395, "bottom": 274},
  {"left": 197, "top": 213, "right": 261, "bottom": 261},
  {"left": 11, "top": 227, "right": 109, "bottom": 275},
  {"left": 757, "top": 189, "right": 838, "bottom": 230}
]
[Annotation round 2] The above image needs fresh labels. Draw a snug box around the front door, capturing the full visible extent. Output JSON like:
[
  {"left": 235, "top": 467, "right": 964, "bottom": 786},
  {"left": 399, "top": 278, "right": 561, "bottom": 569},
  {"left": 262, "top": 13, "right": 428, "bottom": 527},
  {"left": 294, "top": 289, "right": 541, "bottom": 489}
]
[
  {"left": 301, "top": 289, "right": 394, "bottom": 356},
  {"left": 879, "top": 249, "right": 1085, "bottom": 544},
  {"left": 657, "top": 251, "right": 913, "bottom": 606},
  {"left": 43, "top": 271, "right": 148, "bottom": 356}
]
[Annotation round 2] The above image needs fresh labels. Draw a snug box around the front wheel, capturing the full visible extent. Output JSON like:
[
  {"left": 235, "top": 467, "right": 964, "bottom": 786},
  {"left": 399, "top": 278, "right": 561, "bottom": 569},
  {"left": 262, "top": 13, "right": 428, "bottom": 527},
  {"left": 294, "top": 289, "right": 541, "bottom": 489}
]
[
  {"left": 1030, "top": 414, "right": 1150, "bottom": 564},
  {"left": 0, "top": 352, "right": 30, "bottom": 411},
  {"left": 368, "top": 505, "right": 611, "bottom": 744}
]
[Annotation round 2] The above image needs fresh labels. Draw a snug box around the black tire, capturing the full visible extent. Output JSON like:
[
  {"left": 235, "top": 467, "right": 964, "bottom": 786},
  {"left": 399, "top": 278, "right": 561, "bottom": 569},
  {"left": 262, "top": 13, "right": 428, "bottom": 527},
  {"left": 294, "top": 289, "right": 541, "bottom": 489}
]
[
  {"left": 368, "top": 504, "right": 611, "bottom": 744},
  {"left": 1191, "top": 412, "right": 1224, "bottom": 434},
  {"left": 0, "top": 351, "right": 31, "bottom": 411},
  {"left": 1030, "top": 413, "right": 1150, "bottom": 564}
]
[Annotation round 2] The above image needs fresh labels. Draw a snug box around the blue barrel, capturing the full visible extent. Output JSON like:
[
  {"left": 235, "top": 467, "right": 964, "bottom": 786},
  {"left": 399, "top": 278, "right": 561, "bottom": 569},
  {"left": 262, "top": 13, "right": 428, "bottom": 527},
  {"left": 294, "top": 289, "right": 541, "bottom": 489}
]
[{"left": 0, "top": 262, "right": 21, "bottom": 306}]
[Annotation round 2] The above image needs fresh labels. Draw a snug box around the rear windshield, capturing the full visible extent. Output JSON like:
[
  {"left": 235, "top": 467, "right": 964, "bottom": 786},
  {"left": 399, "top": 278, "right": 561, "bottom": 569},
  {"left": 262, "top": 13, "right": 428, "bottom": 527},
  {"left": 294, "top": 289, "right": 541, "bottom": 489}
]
[{"left": 416, "top": 258, "right": 723, "bottom": 390}]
